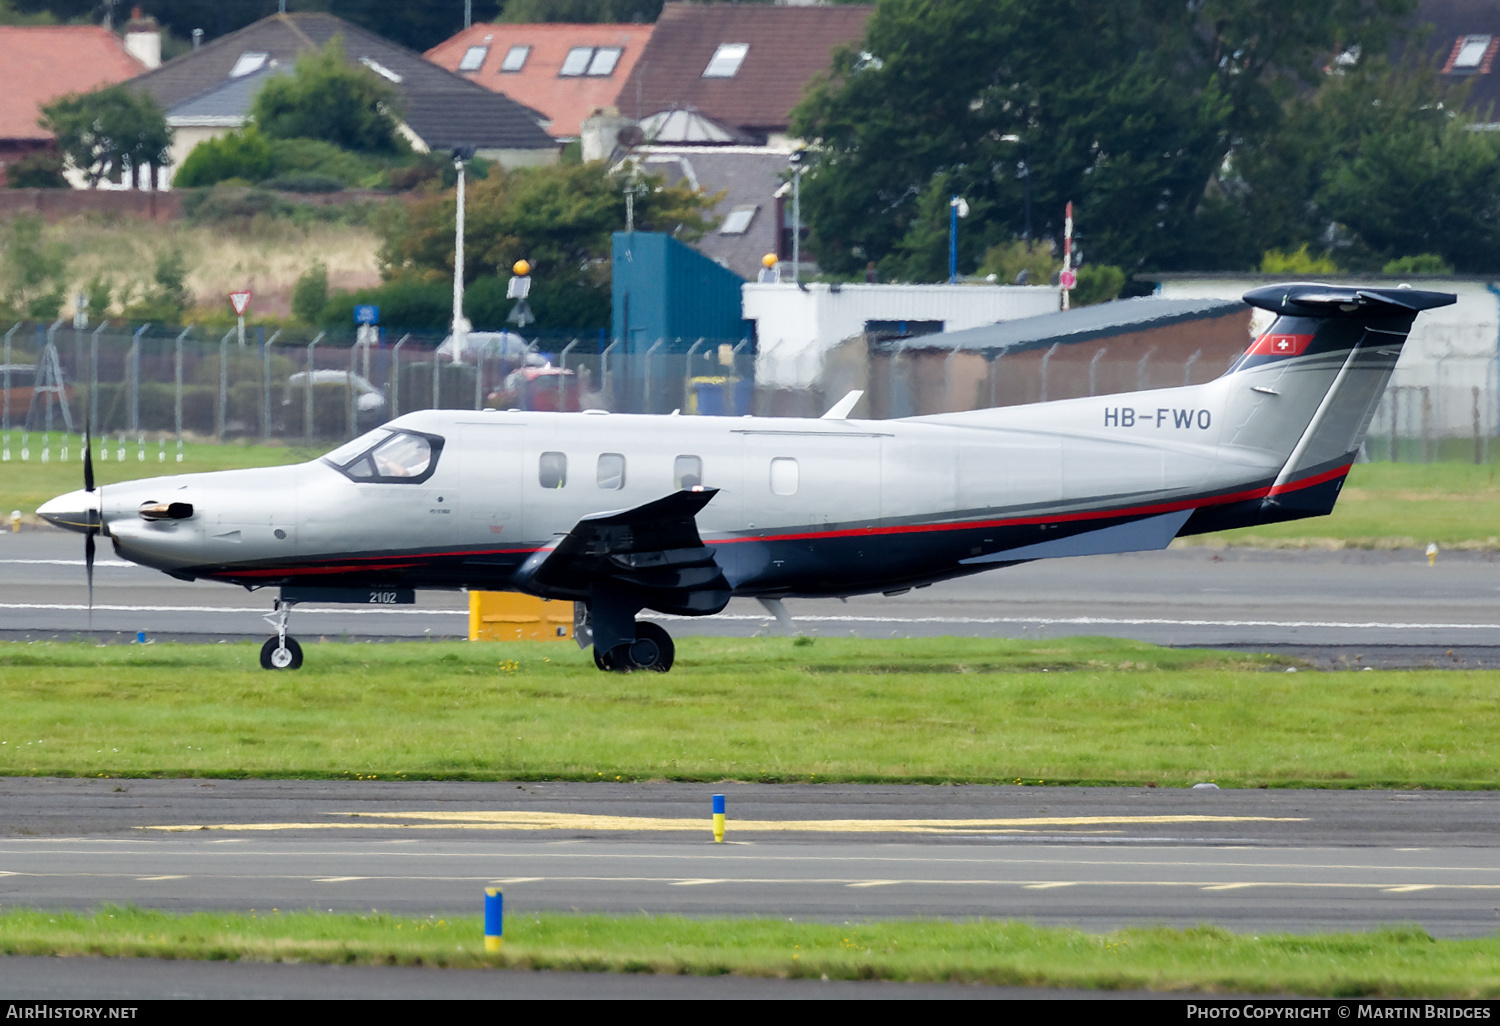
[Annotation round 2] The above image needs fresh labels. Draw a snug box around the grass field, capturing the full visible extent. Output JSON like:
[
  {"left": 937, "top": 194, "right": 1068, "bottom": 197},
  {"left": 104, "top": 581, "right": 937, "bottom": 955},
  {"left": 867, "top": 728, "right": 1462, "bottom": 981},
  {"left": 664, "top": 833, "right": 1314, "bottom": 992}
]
[
  {"left": 0, "top": 436, "right": 315, "bottom": 518},
  {"left": 1, "top": 637, "right": 1496, "bottom": 788},
  {"left": 2, "top": 907, "right": 1495, "bottom": 996},
  {"left": 6, "top": 447, "right": 1500, "bottom": 546}
]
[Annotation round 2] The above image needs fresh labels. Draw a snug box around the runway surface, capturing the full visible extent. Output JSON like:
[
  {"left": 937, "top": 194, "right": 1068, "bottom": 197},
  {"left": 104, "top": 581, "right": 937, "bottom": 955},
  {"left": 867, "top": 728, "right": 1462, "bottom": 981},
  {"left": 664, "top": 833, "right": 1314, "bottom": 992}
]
[
  {"left": 3, "top": 780, "right": 1498, "bottom": 938},
  {"left": 6, "top": 530, "right": 1500, "bottom": 661}
]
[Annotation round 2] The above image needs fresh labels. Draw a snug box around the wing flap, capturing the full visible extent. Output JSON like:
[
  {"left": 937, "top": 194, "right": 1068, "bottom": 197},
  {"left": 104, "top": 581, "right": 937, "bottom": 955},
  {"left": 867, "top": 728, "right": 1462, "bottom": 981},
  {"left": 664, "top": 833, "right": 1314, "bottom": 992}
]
[{"left": 516, "top": 488, "right": 731, "bottom": 616}]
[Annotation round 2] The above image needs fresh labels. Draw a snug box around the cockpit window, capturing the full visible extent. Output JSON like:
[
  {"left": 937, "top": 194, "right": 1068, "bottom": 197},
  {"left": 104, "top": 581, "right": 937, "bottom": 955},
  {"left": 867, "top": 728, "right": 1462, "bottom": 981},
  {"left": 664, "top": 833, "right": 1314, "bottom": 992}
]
[
  {"left": 323, "top": 428, "right": 390, "bottom": 467},
  {"left": 324, "top": 429, "right": 442, "bottom": 484}
]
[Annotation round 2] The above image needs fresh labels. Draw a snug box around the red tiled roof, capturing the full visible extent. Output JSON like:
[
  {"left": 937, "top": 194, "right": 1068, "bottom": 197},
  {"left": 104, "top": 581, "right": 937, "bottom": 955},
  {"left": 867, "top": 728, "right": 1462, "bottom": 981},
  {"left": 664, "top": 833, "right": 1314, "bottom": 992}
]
[
  {"left": 614, "top": 2, "right": 872, "bottom": 133},
  {"left": 0, "top": 26, "right": 146, "bottom": 142},
  {"left": 426, "top": 23, "right": 653, "bottom": 138}
]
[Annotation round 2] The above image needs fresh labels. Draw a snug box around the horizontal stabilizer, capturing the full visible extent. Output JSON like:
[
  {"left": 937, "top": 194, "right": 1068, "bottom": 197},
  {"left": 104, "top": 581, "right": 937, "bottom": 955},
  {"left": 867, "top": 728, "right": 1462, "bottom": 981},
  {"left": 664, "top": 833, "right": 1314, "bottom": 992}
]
[{"left": 1243, "top": 284, "right": 1456, "bottom": 319}]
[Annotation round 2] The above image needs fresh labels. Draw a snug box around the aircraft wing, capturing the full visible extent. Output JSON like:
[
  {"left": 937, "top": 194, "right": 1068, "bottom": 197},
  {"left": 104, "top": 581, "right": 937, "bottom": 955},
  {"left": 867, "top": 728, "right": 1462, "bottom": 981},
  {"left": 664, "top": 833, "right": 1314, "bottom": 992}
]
[{"left": 513, "top": 488, "right": 731, "bottom": 616}]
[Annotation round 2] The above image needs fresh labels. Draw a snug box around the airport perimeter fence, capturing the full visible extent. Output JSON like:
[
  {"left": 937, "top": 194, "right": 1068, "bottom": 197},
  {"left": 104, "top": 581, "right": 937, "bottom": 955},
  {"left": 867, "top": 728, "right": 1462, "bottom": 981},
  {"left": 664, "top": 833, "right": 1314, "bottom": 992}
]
[
  {"left": 0, "top": 321, "right": 759, "bottom": 461},
  {"left": 3, "top": 319, "right": 1498, "bottom": 466}
]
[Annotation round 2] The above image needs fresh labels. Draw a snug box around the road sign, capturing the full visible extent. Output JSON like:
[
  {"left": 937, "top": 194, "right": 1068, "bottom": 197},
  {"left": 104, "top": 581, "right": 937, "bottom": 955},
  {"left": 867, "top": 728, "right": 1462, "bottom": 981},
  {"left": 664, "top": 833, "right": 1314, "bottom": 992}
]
[
  {"left": 354, "top": 304, "right": 380, "bottom": 325},
  {"left": 1059, "top": 270, "right": 1077, "bottom": 290},
  {"left": 229, "top": 290, "right": 252, "bottom": 316}
]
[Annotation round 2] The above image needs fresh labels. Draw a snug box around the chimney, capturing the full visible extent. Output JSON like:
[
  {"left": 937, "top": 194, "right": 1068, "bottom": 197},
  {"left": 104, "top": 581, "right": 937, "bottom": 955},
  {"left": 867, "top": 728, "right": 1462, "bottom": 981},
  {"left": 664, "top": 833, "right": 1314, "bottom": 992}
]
[{"left": 123, "top": 7, "right": 161, "bottom": 70}]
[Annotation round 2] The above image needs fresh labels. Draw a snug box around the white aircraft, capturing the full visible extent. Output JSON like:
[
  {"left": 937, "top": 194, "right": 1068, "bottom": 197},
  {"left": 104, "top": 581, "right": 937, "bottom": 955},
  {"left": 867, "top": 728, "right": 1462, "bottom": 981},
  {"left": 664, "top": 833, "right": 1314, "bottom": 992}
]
[{"left": 39, "top": 284, "right": 1454, "bottom": 672}]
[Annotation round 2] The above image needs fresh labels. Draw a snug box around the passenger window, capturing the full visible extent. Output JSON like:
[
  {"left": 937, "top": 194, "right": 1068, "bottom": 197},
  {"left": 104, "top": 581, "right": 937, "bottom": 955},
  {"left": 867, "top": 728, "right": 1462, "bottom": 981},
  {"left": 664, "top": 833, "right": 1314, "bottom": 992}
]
[
  {"left": 674, "top": 455, "right": 703, "bottom": 490},
  {"left": 539, "top": 451, "right": 567, "bottom": 489},
  {"left": 597, "top": 452, "right": 626, "bottom": 490},
  {"left": 769, "top": 457, "right": 798, "bottom": 496}
]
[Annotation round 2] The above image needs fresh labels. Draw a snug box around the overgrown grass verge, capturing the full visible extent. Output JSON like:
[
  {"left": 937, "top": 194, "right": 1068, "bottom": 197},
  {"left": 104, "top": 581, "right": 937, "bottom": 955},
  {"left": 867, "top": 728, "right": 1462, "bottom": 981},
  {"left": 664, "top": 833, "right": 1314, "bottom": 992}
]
[
  {"left": 1, "top": 637, "right": 1496, "bottom": 787},
  {"left": 1, "top": 906, "right": 1496, "bottom": 996}
]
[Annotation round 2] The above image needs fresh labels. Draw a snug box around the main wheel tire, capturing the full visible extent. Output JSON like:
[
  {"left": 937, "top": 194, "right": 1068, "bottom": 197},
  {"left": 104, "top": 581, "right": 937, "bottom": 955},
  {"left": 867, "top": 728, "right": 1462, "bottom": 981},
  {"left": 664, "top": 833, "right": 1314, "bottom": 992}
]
[
  {"left": 631, "top": 621, "right": 674, "bottom": 672},
  {"left": 259, "top": 636, "right": 303, "bottom": 670}
]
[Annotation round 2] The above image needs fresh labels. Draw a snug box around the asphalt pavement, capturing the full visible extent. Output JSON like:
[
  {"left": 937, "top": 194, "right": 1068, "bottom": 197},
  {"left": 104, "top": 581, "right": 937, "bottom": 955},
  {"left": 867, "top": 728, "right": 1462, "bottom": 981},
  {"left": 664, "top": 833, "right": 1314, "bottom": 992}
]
[{"left": 7, "top": 529, "right": 1500, "bottom": 662}]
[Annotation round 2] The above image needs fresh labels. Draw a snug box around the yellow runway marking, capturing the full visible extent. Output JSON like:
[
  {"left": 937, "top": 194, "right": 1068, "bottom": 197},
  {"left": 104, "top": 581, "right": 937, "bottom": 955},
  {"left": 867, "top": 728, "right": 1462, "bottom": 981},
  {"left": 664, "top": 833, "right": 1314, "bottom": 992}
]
[
  {"left": 1382, "top": 885, "right": 1436, "bottom": 893},
  {"left": 311, "top": 876, "right": 369, "bottom": 883},
  {"left": 143, "top": 812, "right": 1308, "bottom": 834},
  {"left": 1200, "top": 883, "right": 1261, "bottom": 891},
  {"left": 134, "top": 875, "right": 186, "bottom": 881},
  {"left": 1023, "top": 882, "right": 1077, "bottom": 890}
]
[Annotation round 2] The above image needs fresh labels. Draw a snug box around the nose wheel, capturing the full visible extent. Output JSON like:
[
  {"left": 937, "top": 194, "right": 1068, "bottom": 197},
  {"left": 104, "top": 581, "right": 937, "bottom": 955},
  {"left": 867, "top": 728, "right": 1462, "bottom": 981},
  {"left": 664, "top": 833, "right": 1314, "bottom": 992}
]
[
  {"left": 594, "top": 620, "right": 674, "bottom": 673},
  {"left": 260, "top": 635, "right": 303, "bottom": 670},
  {"left": 260, "top": 599, "right": 303, "bottom": 671}
]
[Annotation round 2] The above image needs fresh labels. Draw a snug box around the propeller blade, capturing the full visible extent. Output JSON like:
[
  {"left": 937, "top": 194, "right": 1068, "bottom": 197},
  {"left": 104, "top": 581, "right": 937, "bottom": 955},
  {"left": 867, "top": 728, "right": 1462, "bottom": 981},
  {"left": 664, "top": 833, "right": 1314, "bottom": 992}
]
[
  {"left": 83, "top": 420, "right": 94, "bottom": 493},
  {"left": 85, "top": 527, "right": 95, "bottom": 628}
]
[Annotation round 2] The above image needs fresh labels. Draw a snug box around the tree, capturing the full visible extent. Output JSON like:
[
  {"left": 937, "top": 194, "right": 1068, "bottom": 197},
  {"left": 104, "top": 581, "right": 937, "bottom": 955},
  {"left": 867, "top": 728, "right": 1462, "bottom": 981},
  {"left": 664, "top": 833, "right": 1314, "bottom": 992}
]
[
  {"left": 171, "top": 126, "right": 273, "bottom": 188},
  {"left": 3, "top": 149, "right": 68, "bottom": 188},
  {"left": 39, "top": 86, "right": 172, "bottom": 189},
  {"left": 376, "top": 160, "right": 716, "bottom": 329},
  {"left": 251, "top": 36, "right": 407, "bottom": 156},
  {"left": 792, "top": 0, "right": 1414, "bottom": 280},
  {"left": 4, "top": 2, "right": 503, "bottom": 52}
]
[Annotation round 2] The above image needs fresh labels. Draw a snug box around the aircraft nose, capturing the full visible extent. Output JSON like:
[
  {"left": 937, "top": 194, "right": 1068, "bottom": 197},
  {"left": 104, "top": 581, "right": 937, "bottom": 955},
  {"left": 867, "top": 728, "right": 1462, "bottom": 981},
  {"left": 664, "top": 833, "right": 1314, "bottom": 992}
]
[{"left": 36, "top": 489, "right": 101, "bottom": 534}]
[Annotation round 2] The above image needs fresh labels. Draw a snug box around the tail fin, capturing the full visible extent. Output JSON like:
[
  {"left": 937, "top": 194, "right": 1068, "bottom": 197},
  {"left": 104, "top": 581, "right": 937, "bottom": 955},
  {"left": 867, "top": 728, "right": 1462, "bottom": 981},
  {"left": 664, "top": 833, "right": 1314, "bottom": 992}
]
[{"left": 1186, "top": 283, "right": 1455, "bottom": 534}]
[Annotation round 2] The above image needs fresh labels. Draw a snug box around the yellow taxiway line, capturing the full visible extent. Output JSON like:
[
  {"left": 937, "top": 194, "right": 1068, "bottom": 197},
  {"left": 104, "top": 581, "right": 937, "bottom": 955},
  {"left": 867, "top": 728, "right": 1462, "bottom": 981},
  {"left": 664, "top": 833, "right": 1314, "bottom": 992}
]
[{"left": 143, "top": 811, "right": 1307, "bottom": 834}]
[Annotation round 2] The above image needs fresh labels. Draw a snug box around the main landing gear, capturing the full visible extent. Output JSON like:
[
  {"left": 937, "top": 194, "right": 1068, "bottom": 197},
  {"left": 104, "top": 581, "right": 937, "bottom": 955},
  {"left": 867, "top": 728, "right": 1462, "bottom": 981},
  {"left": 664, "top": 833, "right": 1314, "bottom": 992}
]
[
  {"left": 593, "top": 620, "right": 674, "bottom": 673},
  {"left": 260, "top": 599, "right": 303, "bottom": 670}
]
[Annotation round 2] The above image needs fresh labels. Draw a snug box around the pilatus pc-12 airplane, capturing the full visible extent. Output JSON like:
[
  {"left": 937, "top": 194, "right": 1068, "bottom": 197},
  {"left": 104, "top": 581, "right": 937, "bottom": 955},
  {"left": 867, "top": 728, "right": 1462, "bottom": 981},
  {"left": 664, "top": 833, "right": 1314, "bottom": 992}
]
[{"left": 39, "top": 283, "right": 1454, "bottom": 672}]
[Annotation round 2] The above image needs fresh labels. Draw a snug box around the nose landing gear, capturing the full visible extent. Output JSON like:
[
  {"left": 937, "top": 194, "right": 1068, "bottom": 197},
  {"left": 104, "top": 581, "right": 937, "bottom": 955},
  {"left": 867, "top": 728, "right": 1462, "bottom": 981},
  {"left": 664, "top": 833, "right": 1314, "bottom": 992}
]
[
  {"left": 260, "top": 599, "right": 303, "bottom": 670},
  {"left": 593, "top": 620, "right": 674, "bottom": 673}
]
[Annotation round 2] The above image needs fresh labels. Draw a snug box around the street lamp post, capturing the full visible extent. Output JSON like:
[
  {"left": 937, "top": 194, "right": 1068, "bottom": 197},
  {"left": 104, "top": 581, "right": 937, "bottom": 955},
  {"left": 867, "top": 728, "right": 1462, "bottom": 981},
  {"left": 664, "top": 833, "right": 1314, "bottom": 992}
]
[
  {"left": 948, "top": 196, "right": 969, "bottom": 283},
  {"left": 788, "top": 150, "right": 806, "bottom": 283},
  {"left": 450, "top": 146, "right": 475, "bottom": 364}
]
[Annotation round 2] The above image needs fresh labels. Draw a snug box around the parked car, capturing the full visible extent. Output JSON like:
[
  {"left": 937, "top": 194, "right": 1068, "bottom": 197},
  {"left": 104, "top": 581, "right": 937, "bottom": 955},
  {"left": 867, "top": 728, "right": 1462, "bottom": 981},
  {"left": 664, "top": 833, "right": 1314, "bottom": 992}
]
[
  {"left": 283, "top": 370, "right": 388, "bottom": 431},
  {"left": 486, "top": 364, "right": 581, "bottom": 412},
  {"left": 436, "top": 331, "right": 547, "bottom": 367}
]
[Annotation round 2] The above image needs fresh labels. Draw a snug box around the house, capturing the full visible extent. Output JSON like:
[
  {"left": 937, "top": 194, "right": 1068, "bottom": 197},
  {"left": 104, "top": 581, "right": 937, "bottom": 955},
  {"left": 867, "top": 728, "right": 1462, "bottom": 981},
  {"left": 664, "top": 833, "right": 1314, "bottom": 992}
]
[
  {"left": 425, "top": 22, "right": 654, "bottom": 141},
  {"left": 0, "top": 25, "right": 147, "bottom": 185},
  {"left": 632, "top": 144, "right": 792, "bottom": 279},
  {"left": 614, "top": 2, "right": 872, "bottom": 145},
  {"left": 598, "top": 4, "right": 873, "bottom": 279},
  {"left": 130, "top": 12, "right": 558, "bottom": 180},
  {"left": 1401, "top": 0, "right": 1500, "bottom": 127}
]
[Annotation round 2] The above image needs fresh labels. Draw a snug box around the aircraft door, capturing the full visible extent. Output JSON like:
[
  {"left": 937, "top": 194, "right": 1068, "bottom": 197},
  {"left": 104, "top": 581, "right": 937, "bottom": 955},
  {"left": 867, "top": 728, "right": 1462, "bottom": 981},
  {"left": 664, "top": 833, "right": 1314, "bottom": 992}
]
[{"left": 460, "top": 423, "right": 524, "bottom": 546}]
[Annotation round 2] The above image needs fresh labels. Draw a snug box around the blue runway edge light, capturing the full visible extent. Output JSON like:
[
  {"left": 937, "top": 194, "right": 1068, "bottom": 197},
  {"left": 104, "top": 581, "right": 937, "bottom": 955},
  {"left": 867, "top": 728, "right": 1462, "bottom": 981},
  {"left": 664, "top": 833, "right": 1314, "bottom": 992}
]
[
  {"left": 484, "top": 887, "right": 503, "bottom": 951},
  {"left": 712, "top": 793, "right": 725, "bottom": 843}
]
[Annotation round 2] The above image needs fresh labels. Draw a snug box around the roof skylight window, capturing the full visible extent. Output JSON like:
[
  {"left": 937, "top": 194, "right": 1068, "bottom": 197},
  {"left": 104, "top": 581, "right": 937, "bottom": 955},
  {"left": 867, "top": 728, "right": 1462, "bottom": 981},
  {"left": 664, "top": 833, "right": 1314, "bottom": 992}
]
[
  {"left": 560, "top": 46, "right": 593, "bottom": 76},
  {"left": 501, "top": 45, "right": 530, "bottom": 72},
  {"left": 459, "top": 45, "right": 488, "bottom": 72},
  {"left": 359, "top": 57, "right": 403, "bottom": 83},
  {"left": 1454, "top": 35, "right": 1492, "bottom": 70},
  {"left": 703, "top": 43, "right": 748, "bottom": 78},
  {"left": 587, "top": 46, "right": 622, "bottom": 76},
  {"left": 229, "top": 51, "right": 269, "bottom": 78},
  {"left": 720, "top": 206, "right": 757, "bottom": 235}
]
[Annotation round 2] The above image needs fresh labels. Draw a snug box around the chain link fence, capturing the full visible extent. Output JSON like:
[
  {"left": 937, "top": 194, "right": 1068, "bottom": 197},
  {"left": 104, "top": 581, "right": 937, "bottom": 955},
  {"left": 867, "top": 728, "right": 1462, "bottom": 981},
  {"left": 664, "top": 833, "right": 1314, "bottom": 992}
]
[
  {"left": 4, "top": 318, "right": 1496, "bottom": 466},
  {"left": 0, "top": 321, "right": 760, "bottom": 462}
]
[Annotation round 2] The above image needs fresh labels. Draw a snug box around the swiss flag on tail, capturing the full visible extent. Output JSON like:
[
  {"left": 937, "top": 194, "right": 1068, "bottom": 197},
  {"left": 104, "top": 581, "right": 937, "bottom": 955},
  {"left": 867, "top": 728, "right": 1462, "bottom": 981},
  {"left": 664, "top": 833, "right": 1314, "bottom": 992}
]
[{"left": 1247, "top": 332, "right": 1314, "bottom": 357}]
